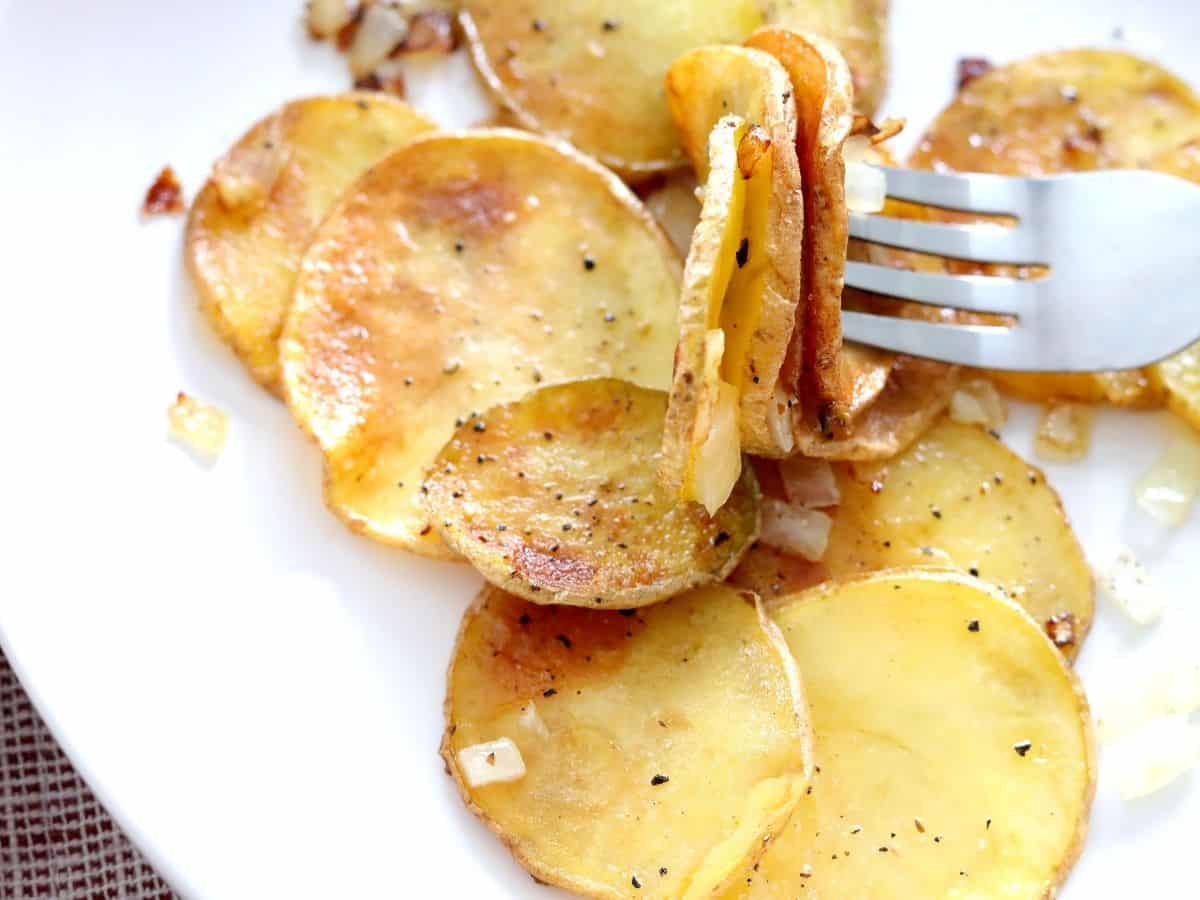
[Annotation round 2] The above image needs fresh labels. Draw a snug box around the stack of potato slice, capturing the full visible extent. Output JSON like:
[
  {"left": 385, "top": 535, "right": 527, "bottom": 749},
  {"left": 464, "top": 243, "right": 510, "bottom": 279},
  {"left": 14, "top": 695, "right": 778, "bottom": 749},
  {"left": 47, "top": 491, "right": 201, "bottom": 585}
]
[{"left": 178, "top": 4, "right": 1200, "bottom": 891}]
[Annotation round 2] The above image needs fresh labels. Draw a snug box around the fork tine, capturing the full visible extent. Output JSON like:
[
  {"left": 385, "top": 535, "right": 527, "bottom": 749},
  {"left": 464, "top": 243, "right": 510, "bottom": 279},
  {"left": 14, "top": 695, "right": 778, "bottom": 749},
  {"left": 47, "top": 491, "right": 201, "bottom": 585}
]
[
  {"left": 841, "top": 311, "right": 1028, "bottom": 370},
  {"left": 849, "top": 213, "right": 1043, "bottom": 265},
  {"left": 876, "top": 166, "right": 1032, "bottom": 218},
  {"left": 843, "top": 261, "right": 1039, "bottom": 317}
]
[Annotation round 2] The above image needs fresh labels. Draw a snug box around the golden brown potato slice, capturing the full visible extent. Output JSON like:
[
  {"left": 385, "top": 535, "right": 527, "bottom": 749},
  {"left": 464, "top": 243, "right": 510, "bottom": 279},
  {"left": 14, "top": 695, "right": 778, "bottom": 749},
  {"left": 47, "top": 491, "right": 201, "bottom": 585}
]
[
  {"left": 734, "top": 419, "right": 1094, "bottom": 658},
  {"left": 732, "top": 570, "right": 1095, "bottom": 898},
  {"left": 186, "top": 94, "right": 436, "bottom": 393},
  {"left": 424, "top": 379, "right": 759, "bottom": 608},
  {"left": 762, "top": 0, "right": 889, "bottom": 115},
  {"left": 281, "top": 130, "right": 681, "bottom": 558},
  {"left": 458, "top": 0, "right": 764, "bottom": 180},
  {"left": 745, "top": 28, "right": 855, "bottom": 436},
  {"left": 661, "top": 116, "right": 755, "bottom": 512},
  {"left": 666, "top": 45, "right": 804, "bottom": 459},
  {"left": 909, "top": 50, "right": 1200, "bottom": 406},
  {"left": 443, "top": 584, "right": 813, "bottom": 898}
]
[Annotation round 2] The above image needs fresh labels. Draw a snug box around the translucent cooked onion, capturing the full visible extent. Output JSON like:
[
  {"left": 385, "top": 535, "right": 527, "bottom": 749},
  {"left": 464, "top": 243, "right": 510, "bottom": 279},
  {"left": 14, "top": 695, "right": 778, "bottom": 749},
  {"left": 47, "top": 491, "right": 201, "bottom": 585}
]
[
  {"left": 306, "top": 0, "right": 358, "bottom": 38},
  {"left": 167, "top": 392, "right": 229, "bottom": 461},
  {"left": 1134, "top": 428, "right": 1200, "bottom": 527},
  {"left": 211, "top": 117, "right": 289, "bottom": 211},
  {"left": 643, "top": 176, "right": 702, "bottom": 257},
  {"left": 458, "top": 738, "right": 526, "bottom": 787},
  {"left": 349, "top": 2, "right": 410, "bottom": 78},
  {"left": 779, "top": 457, "right": 840, "bottom": 509},
  {"left": 1110, "top": 716, "right": 1200, "bottom": 800},
  {"left": 1096, "top": 661, "right": 1200, "bottom": 744},
  {"left": 1095, "top": 544, "right": 1165, "bottom": 625},
  {"left": 518, "top": 702, "right": 550, "bottom": 738},
  {"left": 1034, "top": 403, "right": 1094, "bottom": 462},
  {"left": 760, "top": 498, "right": 832, "bottom": 562},
  {"left": 949, "top": 378, "right": 1009, "bottom": 429},
  {"left": 766, "top": 386, "right": 795, "bottom": 456},
  {"left": 845, "top": 160, "right": 887, "bottom": 213}
]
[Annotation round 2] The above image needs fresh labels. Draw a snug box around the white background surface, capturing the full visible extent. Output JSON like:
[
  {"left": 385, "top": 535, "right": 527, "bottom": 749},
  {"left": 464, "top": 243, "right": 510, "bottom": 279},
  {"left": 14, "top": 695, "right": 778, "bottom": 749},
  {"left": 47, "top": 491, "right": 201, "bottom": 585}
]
[{"left": 0, "top": 1, "right": 1197, "bottom": 897}]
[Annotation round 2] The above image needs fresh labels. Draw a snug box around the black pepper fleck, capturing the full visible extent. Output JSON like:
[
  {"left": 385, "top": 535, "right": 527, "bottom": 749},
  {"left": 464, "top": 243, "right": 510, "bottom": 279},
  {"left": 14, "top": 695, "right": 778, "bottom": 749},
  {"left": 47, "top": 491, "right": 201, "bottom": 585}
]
[
  {"left": 543, "top": 688, "right": 557, "bottom": 697},
  {"left": 556, "top": 634, "right": 572, "bottom": 649},
  {"left": 713, "top": 531, "right": 731, "bottom": 547},
  {"left": 631, "top": 875, "right": 641, "bottom": 889},
  {"left": 736, "top": 238, "right": 750, "bottom": 268},
  {"left": 1013, "top": 740, "right": 1032, "bottom": 757},
  {"left": 583, "top": 255, "right": 596, "bottom": 271},
  {"left": 967, "top": 619, "right": 981, "bottom": 632}
]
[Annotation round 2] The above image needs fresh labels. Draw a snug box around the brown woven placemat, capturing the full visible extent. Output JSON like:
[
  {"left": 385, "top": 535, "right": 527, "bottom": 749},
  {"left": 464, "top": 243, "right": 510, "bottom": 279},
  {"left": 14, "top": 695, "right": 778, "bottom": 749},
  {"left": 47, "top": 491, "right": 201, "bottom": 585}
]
[{"left": 0, "top": 648, "right": 175, "bottom": 899}]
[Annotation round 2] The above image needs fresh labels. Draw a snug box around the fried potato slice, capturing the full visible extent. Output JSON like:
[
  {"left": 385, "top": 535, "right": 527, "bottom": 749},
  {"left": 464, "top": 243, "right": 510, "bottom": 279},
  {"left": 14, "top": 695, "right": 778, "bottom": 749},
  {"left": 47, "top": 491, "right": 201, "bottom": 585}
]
[
  {"left": 745, "top": 28, "right": 855, "bottom": 436},
  {"left": 281, "top": 130, "right": 681, "bottom": 558},
  {"left": 909, "top": 49, "right": 1200, "bottom": 406},
  {"left": 661, "top": 116, "right": 753, "bottom": 512},
  {"left": 424, "top": 379, "right": 759, "bottom": 608},
  {"left": 732, "top": 570, "right": 1095, "bottom": 898},
  {"left": 762, "top": 0, "right": 889, "bottom": 115},
  {"left": 734, "top": 419, "right": 1094, "bottom": 658},
  {"left": 442, "top": 584, "right": 813, "bottom": 898},
  {"left": 458, "top": 0, "right": 764, "bottom": 180},
  {"left": 665, "top": 46, "right": 804, "bottom": 458},
  {"left": 186, "top": 94, "right": 436, "bottom": 393}
]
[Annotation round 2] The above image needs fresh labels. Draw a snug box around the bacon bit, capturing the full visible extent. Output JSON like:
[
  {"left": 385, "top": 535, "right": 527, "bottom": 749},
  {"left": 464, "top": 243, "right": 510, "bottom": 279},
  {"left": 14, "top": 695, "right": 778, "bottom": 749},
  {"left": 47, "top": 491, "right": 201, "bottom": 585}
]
[
  {"left": 850, "top": 114, "right": 906, "bottom": 145},
  {"left": 1045, "top": 612, "right": 1077, "bottom": 649},
  {"left": 737, "top": 126, "right": 772, "bottom": 179},
  {"left": 398, "top": 10, "right": 457, "bottom": 55},
  {"left": 956, "top": 57, "right": 995, "bottom": 90},
  {"left": 142, "top": 166, "right": 185, "bottom": 216}
]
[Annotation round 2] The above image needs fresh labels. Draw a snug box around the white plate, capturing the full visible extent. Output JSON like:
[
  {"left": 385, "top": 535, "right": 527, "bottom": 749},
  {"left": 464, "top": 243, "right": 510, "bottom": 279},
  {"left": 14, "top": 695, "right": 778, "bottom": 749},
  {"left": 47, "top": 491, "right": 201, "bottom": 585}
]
[{"left": 1, "top": 1, "right": 1197, "bottom": 897}]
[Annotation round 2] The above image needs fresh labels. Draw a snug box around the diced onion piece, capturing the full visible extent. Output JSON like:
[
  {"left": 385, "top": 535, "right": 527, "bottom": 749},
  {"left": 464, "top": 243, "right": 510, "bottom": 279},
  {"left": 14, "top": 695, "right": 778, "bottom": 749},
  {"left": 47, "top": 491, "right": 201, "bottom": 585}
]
[
  {"left": 1111, "top": 716, "right": 1200, "bottom": 800},
  {"left": 643, "top": 176, "right": 702, "bottom": 257},
  {"left": 766, "top": 385, "right": 795, "bottom": 455},
  {"left": 349, "top": 1, "right": 410, "bottom": 78},
  {"left": 1034, "top": 402, "right": 1094, "bottom": 462},
  {"left": 212, "top": 118, "right": 289, "bottom": 211},
  {"left": 400, "top": 10, "right": 456, "bottom": 55},
  {"left": 457, "top": 738, "right": 526, "bottom": 787},
  {"left": 692, "top": 378, "right": 742, "bottom": 516},
  {"left": 1095, "top": 544, "right": 1165, "bottom": 625},
  {"left": 949, "top": 378, "right": 1008, "bottom": 429},
  {"left": 845, "top": 161, "right": 886, "bottom": 214},
  {"left": 779, "top": 457, "right": 840, "bottom": 509},
  {"left": 167, "top": 392, "right": 229, "bottom": 461},
  {"left": 843, "top": 135, "right": 871, "bottom": 164},
  {"left": 307, "top": 0, "right": 358, "bottom": 38},
  {"left": 1134, "top": 428, "right": 1200, "bottom": 527},
  {"left": 760, "top": 498, "right": 832, "bottom": 562},
  {"left": 518, "top": 702, "right": 549, "bottom": 738},
  {"left": 1096, "top": 661, "right": 1200, "bottom": 744}
]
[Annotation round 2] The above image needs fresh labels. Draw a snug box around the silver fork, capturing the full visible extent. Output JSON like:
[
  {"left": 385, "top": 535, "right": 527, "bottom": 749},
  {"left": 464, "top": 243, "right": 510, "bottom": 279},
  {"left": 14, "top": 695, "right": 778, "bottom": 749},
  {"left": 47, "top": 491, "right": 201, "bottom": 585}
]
[{"left": 842, "top": 167, "right": 1200, "bottom": 370}]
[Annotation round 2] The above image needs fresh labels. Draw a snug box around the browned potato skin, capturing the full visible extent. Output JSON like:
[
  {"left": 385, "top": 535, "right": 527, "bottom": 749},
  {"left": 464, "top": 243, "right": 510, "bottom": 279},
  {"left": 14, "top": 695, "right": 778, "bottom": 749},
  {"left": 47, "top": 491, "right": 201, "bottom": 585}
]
[
  {"left": 186, "top": 94, "right": 436, "bottom": 393},
  {"left": 280, "top": 130, "right": 682, "bottom": 558},
  {"left": 733, "top": 419, "right": 1094, "bottom": 659},
  {"left": 424, "top": 380, "right": 760, "bottom": 608},
  {"left": 790, "top": 355, "right": 958, "bottom": 460},
  {"left": 459, "top": 1, "right": 765, "bottom": 180},
  {"left": 909, "top": 49, "right": 1200, "bottom": 406},
  {"left": 443, "top": 584, "right": 814, "bottom": 899},
  {"left": 762, "top": 0, "right": 890, "bottom": 115},
  {"left": 745, "top": 28, "right": 855, "bottom": 437}
]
